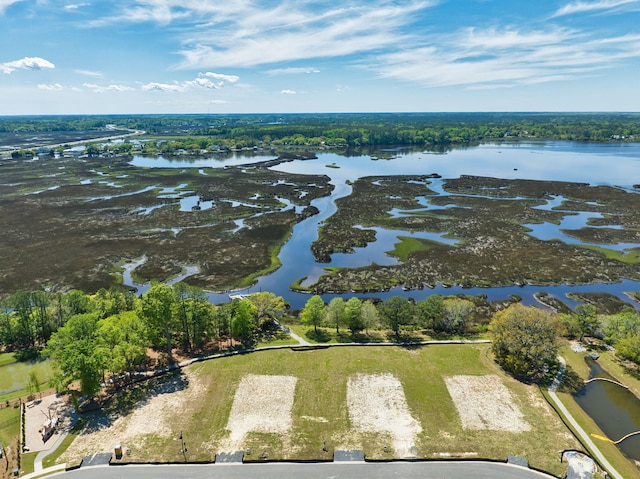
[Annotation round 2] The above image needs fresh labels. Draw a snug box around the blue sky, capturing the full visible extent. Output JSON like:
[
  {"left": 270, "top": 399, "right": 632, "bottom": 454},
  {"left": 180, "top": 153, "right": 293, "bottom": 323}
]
[{"left": 1, "top": 0, "right": 639, "bottom": 114}]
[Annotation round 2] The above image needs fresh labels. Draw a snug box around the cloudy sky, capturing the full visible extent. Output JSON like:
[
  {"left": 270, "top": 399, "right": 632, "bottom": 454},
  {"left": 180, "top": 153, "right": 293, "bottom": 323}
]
[{"left": 1, "top": 0, "right": 639, "bottom": 114}]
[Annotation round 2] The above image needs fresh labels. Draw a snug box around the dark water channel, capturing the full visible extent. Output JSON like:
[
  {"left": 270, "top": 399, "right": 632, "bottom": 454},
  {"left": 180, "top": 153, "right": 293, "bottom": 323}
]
[{"left": 573, "top": 357, "right": 640, "bottom": 461}]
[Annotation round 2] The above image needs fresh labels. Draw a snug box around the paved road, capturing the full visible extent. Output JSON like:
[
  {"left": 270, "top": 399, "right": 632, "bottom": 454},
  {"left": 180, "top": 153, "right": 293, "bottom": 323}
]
[{"left": 53, "top": 461, "right": 556, "bottom": 479}]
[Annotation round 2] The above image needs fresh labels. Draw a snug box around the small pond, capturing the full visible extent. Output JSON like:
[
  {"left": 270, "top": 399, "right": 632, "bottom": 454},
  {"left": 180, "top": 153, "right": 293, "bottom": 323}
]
[
  {"left": 0, "top": 358, "right": 54, "bottom": 397},
  {"left": 573, "top": 357, "right": 640, "bottom": 461}
]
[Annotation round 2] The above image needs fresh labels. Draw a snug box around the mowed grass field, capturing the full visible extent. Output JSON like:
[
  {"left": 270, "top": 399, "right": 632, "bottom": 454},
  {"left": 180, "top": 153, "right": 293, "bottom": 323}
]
[{"left": 60, "top": 344, "right": 580, "bottom": 476}]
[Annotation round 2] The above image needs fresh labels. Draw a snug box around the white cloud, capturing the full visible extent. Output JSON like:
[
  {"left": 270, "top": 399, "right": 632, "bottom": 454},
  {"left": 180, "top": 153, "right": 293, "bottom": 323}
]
[
  {"left": 191, "top": 77, "right": 218, "bottom": 89},
  {"left": 201, "top": 71, "right": 239, "bottom": 83},
  {"left": 141, "top": 73, "right": 238, "bottom": 92},
  {"left": 0, "top": 0, "right": 23, "bottom": 14},
  {"left": 553, "top": 0, "right": 640, "bottom": 16},
  {"left": 83, "top": 83, "right": 134, "bottom": 93},
  {"left": 373, "top": 27, "right": 640, "bottom": 89},
  {"left": 37, "top": 83, "right": 64, "bottom": 90},
  {"left": 1, "top": 56, "right": 55, "bottom": 74},
  {"left": 175, "top": 1, "right": 432, "bottom": 68},
  {"left": 280, "top": 89, "right": 296, "bottom": 94},
  {"left": 75, "top": 69, "right": 103, "bottom": 78},
  {"left": 190, "top": 72, "right": 239, "bottom": 89},
  {"left": 64, "top": 3, "right": 90, "bottom": 11},
  {"left": 266, "top": 67, "right": 320, "bottom": 75},
  {"left": 140, "top": 81, "right": 186, "bottom": 92}
]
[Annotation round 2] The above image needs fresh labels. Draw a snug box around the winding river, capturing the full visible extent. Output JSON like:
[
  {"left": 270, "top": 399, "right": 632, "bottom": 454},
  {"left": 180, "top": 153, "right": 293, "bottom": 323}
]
[{"left": 126, "top": 141, "right": 640, "bottom": 309}]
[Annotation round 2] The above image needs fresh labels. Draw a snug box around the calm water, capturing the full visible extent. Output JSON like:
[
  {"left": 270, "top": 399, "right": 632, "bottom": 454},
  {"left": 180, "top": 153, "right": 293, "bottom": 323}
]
[
  {"left": 124, "top": 142, "right": 640, "bottom": 308},
  {"left": 574, "top": 358, "right": 640, "bottom": 461},
  {"left": 0, "top": 359, "right": 53, "bottom": 396}
]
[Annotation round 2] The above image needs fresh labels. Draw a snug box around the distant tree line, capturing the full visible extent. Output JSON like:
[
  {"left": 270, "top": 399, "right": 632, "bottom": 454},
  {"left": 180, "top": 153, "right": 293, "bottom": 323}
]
[{"left": 2, "top": 113, "right": 640, "bottom": 151}]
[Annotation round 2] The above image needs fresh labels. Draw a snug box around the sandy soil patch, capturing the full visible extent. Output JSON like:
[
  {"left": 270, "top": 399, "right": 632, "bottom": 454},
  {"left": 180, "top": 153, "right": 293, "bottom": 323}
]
[
  {"left": 346, "top": 373, "right": 422, "bottom": 457},
  {"left": 222, "top": 374, "right": 297, "bottom": 450},
  {"left": 445, "top": 375, "right": 530, "bottom": 432},
  {"left": 59, "top": 370, "right": 204, "bottom": 462}
]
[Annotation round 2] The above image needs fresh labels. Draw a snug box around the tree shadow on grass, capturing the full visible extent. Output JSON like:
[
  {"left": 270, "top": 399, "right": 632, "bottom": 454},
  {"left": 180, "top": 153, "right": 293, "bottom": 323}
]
[
  {"left": 336, "top": 332, "right": 355, "bottom": 343},
  {"left": 305, "top": 329, "right": 332, "bottom": 343},
  {"left": 384, "top": 331, "right": 423, "bottom": 346},
  {"left": 348, "top": 332, "right": 384, "bottom": 343},
  {"left": 558, "top": 367, "right": 586, "bottom": 394},
  {"left": 537, "top": 363, "right": 584, "bottom": 393}
]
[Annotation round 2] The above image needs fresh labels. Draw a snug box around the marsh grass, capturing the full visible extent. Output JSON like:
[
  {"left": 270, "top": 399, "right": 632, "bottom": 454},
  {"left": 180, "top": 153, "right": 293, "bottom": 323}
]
[{"left": 386, "top": 236, "right": 441, "bottom": 262}]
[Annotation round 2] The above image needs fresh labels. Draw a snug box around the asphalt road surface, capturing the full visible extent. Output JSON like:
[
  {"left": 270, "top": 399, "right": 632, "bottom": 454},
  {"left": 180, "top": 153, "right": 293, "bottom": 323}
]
[{"left": 55, "top": 461, "right": 557, "bottom": 479}]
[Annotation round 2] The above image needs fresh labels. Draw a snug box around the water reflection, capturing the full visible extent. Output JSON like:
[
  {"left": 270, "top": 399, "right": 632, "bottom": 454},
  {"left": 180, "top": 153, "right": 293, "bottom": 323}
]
[{"left": 574, "top": 357, "right": 640, "bottom": 461}]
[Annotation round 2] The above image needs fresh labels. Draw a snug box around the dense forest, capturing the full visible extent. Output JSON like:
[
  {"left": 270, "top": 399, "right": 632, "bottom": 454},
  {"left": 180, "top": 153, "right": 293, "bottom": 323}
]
[{"left": 1, "top": 113, "right": 639, "bottom": 150}]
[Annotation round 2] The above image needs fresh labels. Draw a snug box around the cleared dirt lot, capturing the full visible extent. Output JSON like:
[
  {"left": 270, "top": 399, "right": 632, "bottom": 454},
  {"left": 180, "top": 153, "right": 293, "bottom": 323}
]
[
  {"left": 223, "top": 375, "right": 297, "bottom": 450},
  {"left": 347, "top": 373, "right": 421, "bottom": 457},
  {"left": 54, "top": 345, "right": 579, "bottom": 476},
  {"left": 445, "top": 375, "right": 531, "bottom": 432}
]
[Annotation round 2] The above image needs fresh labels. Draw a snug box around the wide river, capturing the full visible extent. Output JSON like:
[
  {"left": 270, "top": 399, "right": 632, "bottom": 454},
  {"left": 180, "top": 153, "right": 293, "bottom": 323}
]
[{"left": 129, "top": 141, "right": 640, "bottom": 309}]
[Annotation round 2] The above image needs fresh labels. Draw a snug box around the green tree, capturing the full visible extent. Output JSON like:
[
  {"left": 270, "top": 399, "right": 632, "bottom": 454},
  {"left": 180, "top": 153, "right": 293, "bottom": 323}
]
[
  {"left": 187, "top": 295, "right": 215, "bottom": 350},
  {"left": 96, "top": 311, "right": 148, "bottom": 376},
  {"left": 137, "top": 283, "right": 176, "bottom": 363},
  {"left": 575, "top": 304, "right": 599, "bottom": 341},
  {"left": 45, "top": 313, "right": 103, "bottom": 397},
  {"left": 92, "top": 288, "right": 135, "bottom": 319},
  {"left": 417, "top": 295, "right": 444, "bottom": 330},
  {"left": 300, "top": 295, "right": 325, "bottom": 334},
  {"left": 27, "top": 370, "right": 41, "bottom": 397},
  {"left": 360, "top": 300, "right": 380, "bottom": 335},
  {"left": 0, "top": 300, "right": 15, "bottom": 348},
  {"left": 231, "top": 299, "right": 256, "bottom": 345},
  {"left": 248, "top": 292, "right": 286, "bottom": 329},
  {"left": 213, "top": 303, "right": 232, "bottom": 341},
  {"left": 31, "top": 290, "right": 53, "bottom": 344},
  {"left": 489, "top": 304, "right": 562, "bottom": 380},
  {"left": 602, "top": 310, "right": 640, "bottom": 344},
  {"left": 64, "top": 290, "right": 92, "bottom": 317},
  {"left": 379, "top": 296, "right": 414, "bottom": 339},
  {"left": 326, "top": 297, "right": 346, "bottom": 334},
  {"left": 438, "top": 298, "right": 475, "bottom": 334},
  {"left": 85, "top": 143, "right": 100, "bottom": 156},
  {"left": 616, "top": 334, "right": 640, "bottom": 363},
  {"left": 12, "top": 291, "right": 36, "bottom": 348},
  {"left": 176, "top": 283, "right": 215, "bottom": 350},
  {"left": 344, "top": 297, "right": 363, "bottom": 335}
]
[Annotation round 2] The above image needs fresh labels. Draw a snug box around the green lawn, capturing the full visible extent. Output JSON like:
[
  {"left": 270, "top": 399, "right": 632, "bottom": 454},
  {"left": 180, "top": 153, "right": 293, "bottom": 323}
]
[
  {"left": 59, "top": 344, "right": 580, "bottom": 476},
  {"left": 0, "top": 405, "right": 20, "bottom": 446},
  {"left": 42, "top": 419, "right": 86, "bottom": 469},
  {"left": 0, "top": 352, "right": 16, "bottom": 367}
]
